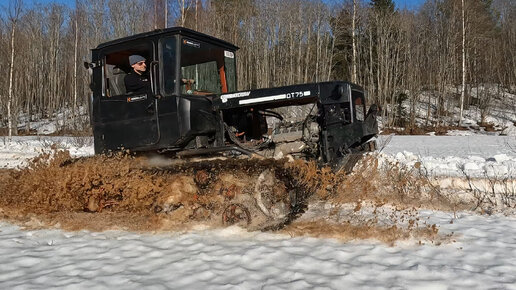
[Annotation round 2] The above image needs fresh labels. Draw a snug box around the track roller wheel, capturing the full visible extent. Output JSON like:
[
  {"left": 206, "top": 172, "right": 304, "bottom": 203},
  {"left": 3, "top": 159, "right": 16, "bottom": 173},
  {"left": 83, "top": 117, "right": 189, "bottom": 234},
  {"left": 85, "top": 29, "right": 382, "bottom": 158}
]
[
  {"left": 222, "top": 203, "right": 251, "bottom": 226},
  {"left": 194, "top": 169, "right": 212, "bottom": 189}
]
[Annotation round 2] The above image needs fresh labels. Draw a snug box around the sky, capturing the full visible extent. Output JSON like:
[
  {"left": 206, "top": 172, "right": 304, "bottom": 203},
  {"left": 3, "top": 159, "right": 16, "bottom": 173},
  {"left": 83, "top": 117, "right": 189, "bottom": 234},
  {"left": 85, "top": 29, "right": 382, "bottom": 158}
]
[{"left": 395, "top": 0, "right": 426, "bottom": 10}]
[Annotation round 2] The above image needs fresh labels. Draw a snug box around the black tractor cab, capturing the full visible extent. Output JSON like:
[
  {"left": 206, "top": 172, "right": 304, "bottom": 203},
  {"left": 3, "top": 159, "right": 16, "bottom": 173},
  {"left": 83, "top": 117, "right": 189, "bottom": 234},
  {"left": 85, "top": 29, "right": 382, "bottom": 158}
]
[{"left": 87, "top": 27, "right": 237, "bottom": 153}]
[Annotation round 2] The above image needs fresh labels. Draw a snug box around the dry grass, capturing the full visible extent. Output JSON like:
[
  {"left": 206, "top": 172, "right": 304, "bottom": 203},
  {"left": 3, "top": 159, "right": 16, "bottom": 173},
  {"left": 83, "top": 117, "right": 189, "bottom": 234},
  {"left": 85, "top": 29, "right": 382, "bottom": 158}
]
[
  {"left": 286, "top": 159, "right": 338, "bottom": 199},
  {"left": 332, "top": 155, "right": 457, "bottom": 210},
  {"left": 287, "top": 154, "right": 465, "bottom": 211},
  {"left": 381, "top": 125, "right": 469, "bottom": 136},
  {"left": 279, "top": 154, "right": 466, "bottom": 244}
]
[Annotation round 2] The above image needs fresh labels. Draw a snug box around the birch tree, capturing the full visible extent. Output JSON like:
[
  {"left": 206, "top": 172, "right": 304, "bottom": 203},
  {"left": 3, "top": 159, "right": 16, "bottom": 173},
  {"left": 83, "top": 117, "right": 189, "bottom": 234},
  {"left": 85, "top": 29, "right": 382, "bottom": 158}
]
[
  {"left": 7, "top": 0, "right": 23, "bottom": 138},
  {"left": 458, "top": 0, "right": 466, "bottom": 126}
]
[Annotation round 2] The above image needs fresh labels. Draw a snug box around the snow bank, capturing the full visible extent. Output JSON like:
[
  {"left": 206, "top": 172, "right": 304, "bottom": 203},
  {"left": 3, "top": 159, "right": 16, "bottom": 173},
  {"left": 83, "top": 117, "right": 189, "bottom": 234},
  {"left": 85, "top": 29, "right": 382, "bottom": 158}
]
[
  {"left": 0, "top": 136, "right": 93, "bottom": 168},
  {"left": 380, "top": 135, "right": 516, "bottom": 178}
]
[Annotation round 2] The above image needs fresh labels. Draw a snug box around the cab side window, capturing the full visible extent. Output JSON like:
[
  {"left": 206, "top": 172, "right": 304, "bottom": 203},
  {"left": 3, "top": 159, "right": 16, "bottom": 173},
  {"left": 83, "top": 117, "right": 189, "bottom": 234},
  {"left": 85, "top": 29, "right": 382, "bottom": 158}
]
[
  {"left": 161, "top": 37, "right": 177, "bottom": 95},
  {"left": 102, "top": 43, "right": 151, "bottom": 98},
  {"left": 352, "top": 90, "right": 366, "bottom": 122},
  {"left": 105, "top": 64, "right": 127, "bottom": 97}
]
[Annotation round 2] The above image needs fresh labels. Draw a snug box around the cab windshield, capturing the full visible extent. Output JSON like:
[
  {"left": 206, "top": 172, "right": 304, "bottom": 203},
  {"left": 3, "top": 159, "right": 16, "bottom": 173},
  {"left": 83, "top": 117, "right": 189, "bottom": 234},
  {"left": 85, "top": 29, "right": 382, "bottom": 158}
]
[{"left": 179, "top": 38, "right": 236, "bottom": 95}]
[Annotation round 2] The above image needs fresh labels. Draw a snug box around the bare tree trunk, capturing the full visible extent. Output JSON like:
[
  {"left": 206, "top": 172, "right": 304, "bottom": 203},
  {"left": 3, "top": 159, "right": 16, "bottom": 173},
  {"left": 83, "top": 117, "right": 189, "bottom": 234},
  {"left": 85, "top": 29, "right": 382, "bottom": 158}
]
[
  {"left": 458, "top": 0, "right": 466, "bottom": 126},
  {"left": 351, "top": 0, "right": 357, "bottom": 83},
  {"left": 327, "top": 32, "right": 335, "bottom": 81},
  {"left": 73, "top": 3, "right": 79, "bottom": 120},
  {"left": 304, "top": 27, "right": 311, "bottom": 83},
  {"left": 177, "top": 0, "right": 191, "bottom": 27},
  {"left": 154, "top": 0, "right": 157, "bottom": 29},
  {"left": 8, "top": 19, "right": 16, "bottom": 139},
  {"left": 368, "top": 24, "right": 374, "bottom": 103},
  {"left": 6, "top": 0, "right": 24, "bottom": 138},
  {"left": 315, "top": 19, "right": 320, "bottom": 83}
]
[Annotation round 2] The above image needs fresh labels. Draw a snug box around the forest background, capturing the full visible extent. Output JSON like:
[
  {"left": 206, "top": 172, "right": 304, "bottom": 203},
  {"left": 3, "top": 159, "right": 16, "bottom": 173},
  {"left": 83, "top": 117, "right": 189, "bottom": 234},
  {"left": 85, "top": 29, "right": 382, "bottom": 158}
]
[{"left": 0, "top": 0, "right": 514, "bottom": 135}]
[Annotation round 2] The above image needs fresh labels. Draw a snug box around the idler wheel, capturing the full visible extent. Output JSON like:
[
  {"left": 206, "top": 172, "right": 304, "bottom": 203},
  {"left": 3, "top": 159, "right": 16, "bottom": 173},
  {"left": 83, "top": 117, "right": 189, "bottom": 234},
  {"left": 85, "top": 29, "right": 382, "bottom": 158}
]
[
  {"left": 222, "top": 203, "right": 251, "bottom": 226},
  {"left": 220, "top": 184, "right": 241, "bottom": 200},
  {"left": 194, "top": 170, "right": 212, "bottom": 189}
]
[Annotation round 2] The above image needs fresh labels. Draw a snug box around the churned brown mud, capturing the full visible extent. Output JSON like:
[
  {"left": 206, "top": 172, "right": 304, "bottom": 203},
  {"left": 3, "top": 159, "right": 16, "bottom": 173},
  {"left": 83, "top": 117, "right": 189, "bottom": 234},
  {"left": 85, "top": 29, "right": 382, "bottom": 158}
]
[
  {"left": 0, "top": 151, "right": 308, "bottom": 231},
  {"left": 0, "top": 151, "right": 454, "bottom": 243}
]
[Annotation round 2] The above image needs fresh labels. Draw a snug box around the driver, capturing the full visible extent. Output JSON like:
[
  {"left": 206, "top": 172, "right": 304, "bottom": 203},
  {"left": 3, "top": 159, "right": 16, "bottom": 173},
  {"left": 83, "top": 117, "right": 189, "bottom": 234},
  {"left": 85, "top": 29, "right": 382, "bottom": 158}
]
[{"left": 124, "top": 55, "right": 151, "bottom": 94}]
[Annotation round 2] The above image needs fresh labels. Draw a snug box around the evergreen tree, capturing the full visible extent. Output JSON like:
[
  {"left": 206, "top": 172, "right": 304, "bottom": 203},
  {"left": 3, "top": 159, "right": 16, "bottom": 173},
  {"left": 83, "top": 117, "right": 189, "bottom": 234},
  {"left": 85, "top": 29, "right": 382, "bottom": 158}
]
[
  {"left": 370, "top": 0, "right": 395, "bottom": 14},
  {"left": 330, "top": 6, "right": 353, "bottom": 81}
]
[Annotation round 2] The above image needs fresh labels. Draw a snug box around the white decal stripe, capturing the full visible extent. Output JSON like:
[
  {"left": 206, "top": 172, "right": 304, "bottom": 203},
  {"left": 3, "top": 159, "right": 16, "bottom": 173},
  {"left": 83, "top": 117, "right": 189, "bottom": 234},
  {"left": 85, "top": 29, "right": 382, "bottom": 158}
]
[
  {"left": 239, "top": 94, "right": 287, "bottom": 105},
  {"left": 220, "top": 91, "right": 251, "bottom": 103}
]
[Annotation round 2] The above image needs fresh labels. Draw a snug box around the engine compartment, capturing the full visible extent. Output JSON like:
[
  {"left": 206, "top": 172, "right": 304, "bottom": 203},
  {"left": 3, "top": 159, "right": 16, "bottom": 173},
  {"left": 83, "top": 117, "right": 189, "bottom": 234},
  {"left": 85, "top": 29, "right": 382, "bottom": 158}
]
[{"left": 222, "top": 103, "right": 321, "bottom": 160}]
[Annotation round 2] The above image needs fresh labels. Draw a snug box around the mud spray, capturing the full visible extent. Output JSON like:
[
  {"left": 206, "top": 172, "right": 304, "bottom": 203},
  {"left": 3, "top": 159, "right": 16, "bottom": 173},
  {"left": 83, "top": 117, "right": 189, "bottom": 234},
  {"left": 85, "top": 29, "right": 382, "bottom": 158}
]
[{"left": 0, "top": 151, "right": 454, "bottom": 244}]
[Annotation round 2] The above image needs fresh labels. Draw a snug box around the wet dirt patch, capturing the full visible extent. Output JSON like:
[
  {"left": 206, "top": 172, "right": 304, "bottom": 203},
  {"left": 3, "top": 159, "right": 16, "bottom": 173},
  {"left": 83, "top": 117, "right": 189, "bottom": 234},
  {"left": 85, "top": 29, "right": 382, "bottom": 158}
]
[
  {"left": 0, "top": 151, "right": 456, "bottom": 243},
  {"left": 282, "top": 220, "right": 443, "bottom": 245},
  {"left": 280, "top": 201, "right": 448, "bottom": 245}
]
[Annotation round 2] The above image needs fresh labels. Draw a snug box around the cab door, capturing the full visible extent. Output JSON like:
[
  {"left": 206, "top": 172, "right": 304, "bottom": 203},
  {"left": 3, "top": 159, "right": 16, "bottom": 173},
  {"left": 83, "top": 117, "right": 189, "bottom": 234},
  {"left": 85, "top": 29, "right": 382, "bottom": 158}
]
[{"left": 95, "top": 42, "right": 160, "bottom": 151}]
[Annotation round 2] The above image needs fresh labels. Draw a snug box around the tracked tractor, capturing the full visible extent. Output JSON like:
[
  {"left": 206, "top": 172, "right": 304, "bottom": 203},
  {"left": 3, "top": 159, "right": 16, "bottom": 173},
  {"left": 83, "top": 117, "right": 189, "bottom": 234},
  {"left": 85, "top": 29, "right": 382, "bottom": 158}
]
[{"left": 84, "top": 27, "right": 378, "bottom": 229}]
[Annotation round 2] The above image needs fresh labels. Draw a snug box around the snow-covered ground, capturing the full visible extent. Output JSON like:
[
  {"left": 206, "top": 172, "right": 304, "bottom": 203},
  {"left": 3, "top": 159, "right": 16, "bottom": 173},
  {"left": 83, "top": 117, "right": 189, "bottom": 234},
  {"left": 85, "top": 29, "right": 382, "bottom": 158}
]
[
  {"left": 0, "top": 136, "right": 93, "bottom": 168},
  {"left": 0, "top": 136, "right": 515, "bottom": 289},
  {"left": 391, "top": 84, "right": 516, "bottom": 137},
  {"left": 379, "top": 135, "right": 516, "bottom": 178},
  {"left": 0, "top": 211, "right": 515, "bottom": 289}
]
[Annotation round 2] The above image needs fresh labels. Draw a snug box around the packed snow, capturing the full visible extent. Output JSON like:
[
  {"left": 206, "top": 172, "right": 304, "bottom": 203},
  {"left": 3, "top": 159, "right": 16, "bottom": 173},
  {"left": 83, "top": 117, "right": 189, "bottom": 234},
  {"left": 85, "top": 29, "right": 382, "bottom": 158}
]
[
  {"left": 0, "top": 136, "right": 93, "bottom": 168},
  {"left": 379, "top": 135, "right": 516, "bottom": 178},
  {"left": 0, "top": 211, "right": 515, "bottom": 289},
  {"left": 0, "top": 135, "right": 515, "bottom": 289}
]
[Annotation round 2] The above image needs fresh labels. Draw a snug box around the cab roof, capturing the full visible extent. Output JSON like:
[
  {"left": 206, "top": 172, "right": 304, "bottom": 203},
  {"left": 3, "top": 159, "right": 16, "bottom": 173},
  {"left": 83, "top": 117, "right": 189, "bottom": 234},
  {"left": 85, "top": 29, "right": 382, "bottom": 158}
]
[{"left": 94, "top": 27, "right": 239, "bottom": 51}]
